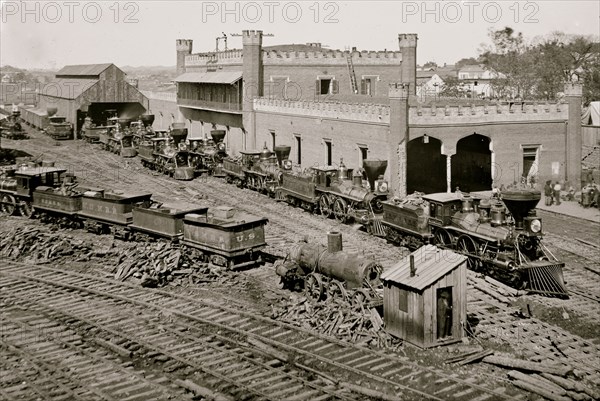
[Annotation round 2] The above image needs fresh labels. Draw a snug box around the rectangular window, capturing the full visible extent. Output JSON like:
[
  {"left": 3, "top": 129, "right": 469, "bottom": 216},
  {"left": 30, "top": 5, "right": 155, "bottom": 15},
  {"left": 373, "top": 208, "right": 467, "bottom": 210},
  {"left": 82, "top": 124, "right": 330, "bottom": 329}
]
[
  {"left": 320, "top": 79, "right": 331, "bottom": 95},
  {"left": 398, "top": 288, "right": 408, "bottom": 312},
  {"left": 361, "top": 75, "right": 378, "bottom": 96},
  {"left": 325, "top": 140, "right": 332, "bottom": 165},
  {"left": 295, "top": 135, "right": 302, "bottom": 165},
  {"left": 270, "top": 130, "right": 276, "bottom": 150},
  {"left": 316, "top": 76, "right": 338, "bottom": 95}
]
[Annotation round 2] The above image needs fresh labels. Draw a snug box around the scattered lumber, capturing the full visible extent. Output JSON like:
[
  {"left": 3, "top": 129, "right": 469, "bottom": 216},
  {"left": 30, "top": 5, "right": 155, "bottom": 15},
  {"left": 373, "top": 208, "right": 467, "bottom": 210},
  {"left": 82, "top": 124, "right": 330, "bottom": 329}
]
[
  {"left": 271, "top": 296, "right": 401, "bottom": 351},
  {"left": 508, "top": 370, "right": 572, "bottom": 401},
  {"left": 482, "top": 355, "right": 573, "bottom": 377}
]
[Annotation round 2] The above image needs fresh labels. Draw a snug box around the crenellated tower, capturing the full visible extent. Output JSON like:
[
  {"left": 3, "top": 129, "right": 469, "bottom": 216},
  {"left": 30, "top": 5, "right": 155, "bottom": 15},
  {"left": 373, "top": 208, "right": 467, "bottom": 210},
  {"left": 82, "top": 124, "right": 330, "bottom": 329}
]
[
  {"left": 399, "top": 34, "right": 418, "bottom": 96},
  {"left": 388, "top": 83, "right": 410, "bottom": 197},
  {"left": 564, "top": 82, "right": 582, "bottom": 189},
  {"left": 176, "top": 39, "right": 193, "bottom": 76},
  {"left": 242, "top": 30, "right": 264, "bottom": 149}
]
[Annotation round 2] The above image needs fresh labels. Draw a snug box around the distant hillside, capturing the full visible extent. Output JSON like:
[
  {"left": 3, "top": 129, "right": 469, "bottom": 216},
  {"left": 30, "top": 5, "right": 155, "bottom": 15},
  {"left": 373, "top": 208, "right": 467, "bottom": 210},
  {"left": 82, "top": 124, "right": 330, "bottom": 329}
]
[{"left": 121, "top": 65, "right": 176, "bottom": 74}]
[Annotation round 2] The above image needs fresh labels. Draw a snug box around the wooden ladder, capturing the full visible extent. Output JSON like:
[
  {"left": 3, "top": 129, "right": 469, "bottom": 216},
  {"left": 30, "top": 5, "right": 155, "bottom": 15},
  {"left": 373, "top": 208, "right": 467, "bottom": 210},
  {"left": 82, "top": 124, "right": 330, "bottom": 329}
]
[{"left": 346, "top": 54, "right": 358, "bottom": 94}]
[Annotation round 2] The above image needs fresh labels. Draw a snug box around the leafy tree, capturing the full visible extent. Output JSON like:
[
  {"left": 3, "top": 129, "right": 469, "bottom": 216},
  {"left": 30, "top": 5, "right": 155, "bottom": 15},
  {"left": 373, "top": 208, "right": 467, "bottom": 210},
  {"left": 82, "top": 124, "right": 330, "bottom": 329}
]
[
  {"left": 439, "top": 76, "right": 464, "bottom": 98},
  {"left": 479, "top": 27, "right": 537, "bottom": 99},
  {"left": 423, "top": 61, "right": 438, "bottom": 69},
  {"left": 479, "top": 28, "right": 599, "bottom": 104},
  {"left": 455, "top": 57, "right": 479, "bottom": 69}
]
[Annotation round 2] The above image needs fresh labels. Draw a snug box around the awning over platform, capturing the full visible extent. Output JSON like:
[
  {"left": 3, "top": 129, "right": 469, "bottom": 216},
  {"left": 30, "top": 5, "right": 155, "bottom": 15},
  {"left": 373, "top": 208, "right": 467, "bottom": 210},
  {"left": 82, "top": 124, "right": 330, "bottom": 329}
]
[{"left": 174, "top": 71, "right": 242, "bottom": 84}]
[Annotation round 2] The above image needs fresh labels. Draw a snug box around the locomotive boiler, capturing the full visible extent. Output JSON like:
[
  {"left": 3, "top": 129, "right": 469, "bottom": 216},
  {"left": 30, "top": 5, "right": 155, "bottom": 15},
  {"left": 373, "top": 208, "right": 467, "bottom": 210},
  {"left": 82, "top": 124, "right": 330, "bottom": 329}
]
[
  {"left": 381, "top": 189, "right": 567, "bottom": 297},
  {"left": 277, "top": 159, "right": 389, "bottom": 233},
  {"left": 188, "top": 130, "right": 228, "bottom": 176},
  {"left": 275, "top": 232, "right": 382, "bottom": 303},
  {"left": 222, "top": 144, "right": 291, "bottom": 196}
]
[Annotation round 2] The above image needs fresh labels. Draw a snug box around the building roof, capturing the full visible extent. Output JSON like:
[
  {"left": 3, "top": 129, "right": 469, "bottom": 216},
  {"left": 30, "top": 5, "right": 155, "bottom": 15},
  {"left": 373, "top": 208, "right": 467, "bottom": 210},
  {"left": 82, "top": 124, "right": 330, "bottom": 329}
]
[
  {"left": 55, "top": 63, "right": 114, "bottom": 77},
  {"left": 381, "top": 245, "right": 467, "bottom": 290},
  {"left": 174, "top": 71, "right": 242, "bottom": 84},
  {"left": 39, "top": 78, "right": 98, "bottom": 99}
]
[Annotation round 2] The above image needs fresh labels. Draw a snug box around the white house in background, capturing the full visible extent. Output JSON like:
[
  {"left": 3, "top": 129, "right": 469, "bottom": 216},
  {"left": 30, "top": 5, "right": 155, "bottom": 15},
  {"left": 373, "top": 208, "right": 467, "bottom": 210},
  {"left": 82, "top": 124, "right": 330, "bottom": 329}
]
[
  {"left": 416, "top": 65, "right": 457, "bottom": 98},
  {"left": 457, "top": 64, "right": 499, "bottom": 99}
]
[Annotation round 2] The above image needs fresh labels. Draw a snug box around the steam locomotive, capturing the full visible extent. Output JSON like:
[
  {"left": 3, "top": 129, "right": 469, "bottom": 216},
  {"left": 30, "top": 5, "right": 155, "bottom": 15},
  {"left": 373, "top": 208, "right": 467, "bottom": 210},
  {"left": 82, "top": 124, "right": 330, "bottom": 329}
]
[
  {"left": 223, "top": 145, "right": 289, "bottom": 195},
  {"left": 0, "top": 109, "right": 28, "bottom": 140},
  {"left": 223, "top": 145, "right": 390, "bottom": 233},
  {"left": 381, "top": 190, "right": 567, "bottom": 297},
  {"left": 187, "top": 130, "right": 228, "bottom": 177},
  {"left": 0, "top": 161, "right": 268, "bottom": 269},
  {"left": 275, "top": 231, "right": 382, "bottom": 304},
  {"left": 19, "top": 105, "right": 72, "bottom": 140},
  {"left": 137, "top": 123, "right": 196, "bottom": 180}
]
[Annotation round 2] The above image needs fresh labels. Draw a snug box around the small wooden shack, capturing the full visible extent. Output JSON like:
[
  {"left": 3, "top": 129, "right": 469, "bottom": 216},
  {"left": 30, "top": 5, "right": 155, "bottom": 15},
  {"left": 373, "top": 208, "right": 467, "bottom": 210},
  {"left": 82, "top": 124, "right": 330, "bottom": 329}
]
[{"left": 381, "top": 245, "right": 467, "bottom": 348}]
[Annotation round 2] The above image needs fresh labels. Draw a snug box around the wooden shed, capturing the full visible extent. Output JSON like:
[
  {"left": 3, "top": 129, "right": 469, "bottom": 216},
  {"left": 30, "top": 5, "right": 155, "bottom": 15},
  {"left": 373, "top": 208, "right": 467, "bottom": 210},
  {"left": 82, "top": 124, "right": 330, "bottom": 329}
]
[{"left": 381, "top": 245, "right": 467, "bottom": 348}]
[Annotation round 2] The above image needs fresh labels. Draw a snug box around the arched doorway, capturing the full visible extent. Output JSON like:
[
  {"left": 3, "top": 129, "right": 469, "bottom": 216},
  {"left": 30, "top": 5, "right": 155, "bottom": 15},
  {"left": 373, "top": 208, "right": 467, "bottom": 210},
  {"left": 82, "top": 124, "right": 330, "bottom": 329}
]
[
  {"left": 407, "top": 136, "right": 446, "bottom": 194},
  {"left": 451, "top": 134, "right": 492, "bottom": 192}
]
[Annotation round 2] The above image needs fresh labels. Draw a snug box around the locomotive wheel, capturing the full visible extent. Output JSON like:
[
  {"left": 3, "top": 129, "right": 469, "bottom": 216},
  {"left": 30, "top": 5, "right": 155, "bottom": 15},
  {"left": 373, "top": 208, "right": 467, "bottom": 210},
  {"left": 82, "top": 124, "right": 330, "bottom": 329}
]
[
  {"left": 1, "top": 194, "right": 17, "bottom": 215},
  {"left": 434, "top": 228, "right": 453, "bottom": 248},
  {"left": 333, "top": 198, "right": 348, "bottom": 222},
  {"left": 352, "top": 289, "right": 371, "bottom": 309},
  {"left": 456, "top": 235, "right": 482, "bottom": 271},
  {"left": 305, "top": 273, "right": 324, "bottom": 301},
  {"left": 18, "top": 201, "right": 34, "bottom": 218},
  {"left": 327, "top": 281, "right": 348, "bottom": 302},
  {"left": 319, "top": 195, "right": 332, "bottom": 218}
]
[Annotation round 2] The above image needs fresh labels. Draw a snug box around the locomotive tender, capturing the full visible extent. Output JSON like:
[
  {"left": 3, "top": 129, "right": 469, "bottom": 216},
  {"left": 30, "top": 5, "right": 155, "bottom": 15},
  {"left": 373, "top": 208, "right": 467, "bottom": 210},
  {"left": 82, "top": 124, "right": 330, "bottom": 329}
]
[
  {"left": 19, "top": 105, "right": 72, "bottom": 140},
  {"left": 1, "top": 162, "right": 268, "bottom": 269}
]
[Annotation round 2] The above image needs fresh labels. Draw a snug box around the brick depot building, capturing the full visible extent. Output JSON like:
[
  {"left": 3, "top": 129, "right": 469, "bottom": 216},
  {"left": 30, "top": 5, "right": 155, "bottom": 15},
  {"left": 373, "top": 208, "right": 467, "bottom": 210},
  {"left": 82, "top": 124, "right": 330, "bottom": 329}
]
[{"left": 166, "top": 30, "right": 582, "bottom": 195}]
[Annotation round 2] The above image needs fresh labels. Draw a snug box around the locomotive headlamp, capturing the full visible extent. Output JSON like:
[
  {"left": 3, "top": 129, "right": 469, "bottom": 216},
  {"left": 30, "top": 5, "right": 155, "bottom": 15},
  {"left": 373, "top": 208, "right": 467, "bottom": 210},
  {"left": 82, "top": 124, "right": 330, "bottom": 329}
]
[
  {"left": 530, "top": 219, "right": 542, "bottom": 233},
  {"left": 378, "top": 182, "right": 388, "bottom": 192},
  {"left": 283, "top": 160, "right": 293, "bottom": 170},
  {"left": 217, "top": 143, "right": 226, "bottom": 151}
]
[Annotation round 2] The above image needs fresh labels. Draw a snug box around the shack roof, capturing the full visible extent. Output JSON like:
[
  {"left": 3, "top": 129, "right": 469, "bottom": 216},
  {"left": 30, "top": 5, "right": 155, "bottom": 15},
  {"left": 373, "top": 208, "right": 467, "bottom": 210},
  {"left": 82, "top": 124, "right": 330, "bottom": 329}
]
[{"left": 381, "top": 245, "right": 466, "bottom": 291}]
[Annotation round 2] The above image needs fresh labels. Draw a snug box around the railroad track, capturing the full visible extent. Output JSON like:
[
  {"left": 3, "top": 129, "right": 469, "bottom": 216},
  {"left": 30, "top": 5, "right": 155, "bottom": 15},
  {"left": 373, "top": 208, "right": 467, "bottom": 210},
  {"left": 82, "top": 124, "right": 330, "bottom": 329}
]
[
  {"left": 0, "top": 261, "right": 528, "bottom": 401},
  {"left": 0, "top": 302, "right": 190, "bottom": 401}
]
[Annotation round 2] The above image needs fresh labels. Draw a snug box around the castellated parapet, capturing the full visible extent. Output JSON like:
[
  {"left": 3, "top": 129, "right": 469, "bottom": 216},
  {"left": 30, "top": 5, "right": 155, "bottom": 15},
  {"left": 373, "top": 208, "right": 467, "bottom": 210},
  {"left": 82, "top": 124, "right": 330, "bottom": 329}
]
[
  {"left": 184, "top": 48, "right": 403, "bottom": 68},
  {"left": 242, "top": 30, "right": 263, "bottom": 46},
  {"left": 563, "top": 82, "right": 583, "bottom": 97},
  {"left": 176, "top": 39, "right": 193, "bottom": 52},
  {"left": 254, "top": 97, "right": 390, "bottom": 124},
  {"left": 409, "top": 101, "right": 569, "bottom": 125},
  {"left": 262, "top": 50, "right": 402, "bottom": 66},
  {"left": 389, "top": 83, "right": 410, "bottom": 99},
  {"left": 398, "top": 34, "right": 418, "bottom": 48}
]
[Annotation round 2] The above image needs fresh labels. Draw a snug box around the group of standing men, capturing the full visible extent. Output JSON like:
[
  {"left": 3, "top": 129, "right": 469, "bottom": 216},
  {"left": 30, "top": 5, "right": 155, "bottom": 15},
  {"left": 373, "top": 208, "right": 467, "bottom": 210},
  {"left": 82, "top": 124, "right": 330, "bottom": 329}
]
[{"left": 544, "top": 180, "right": 563, "bottom": 206}]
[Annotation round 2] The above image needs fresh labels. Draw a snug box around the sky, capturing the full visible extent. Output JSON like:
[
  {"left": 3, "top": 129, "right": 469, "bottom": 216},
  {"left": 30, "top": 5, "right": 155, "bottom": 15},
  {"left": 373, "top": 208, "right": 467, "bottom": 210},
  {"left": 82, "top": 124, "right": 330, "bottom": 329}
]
[{"left": 1, "top": 0, "right": 599, "bottom": 70}]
